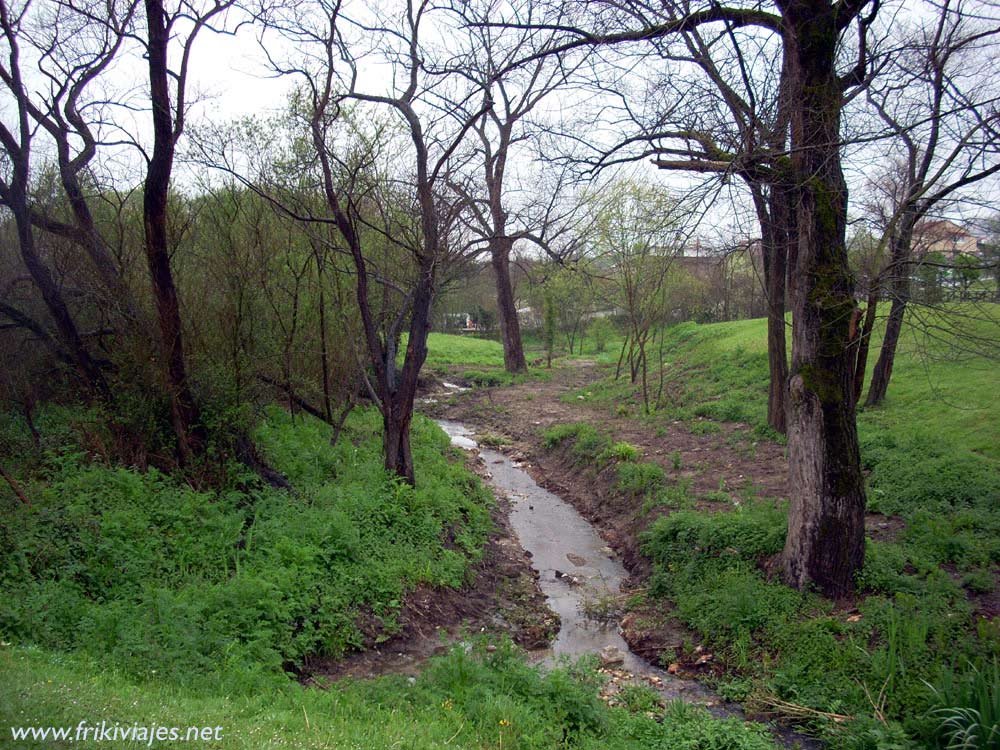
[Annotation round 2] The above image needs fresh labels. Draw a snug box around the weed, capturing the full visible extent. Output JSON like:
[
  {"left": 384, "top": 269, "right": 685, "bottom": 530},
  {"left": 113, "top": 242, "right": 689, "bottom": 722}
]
[
  {"left": 688, "top": 419, "right": 723, "bottom": 435},
  {"left": 601, "top": 441, "right": 641, "bottom": 463},
  {"left": 671, "top": 450, "right": 682, "bottom": 470},
  {"left": 963, "top": 570, "right": 996, "bottom": 595},
  {"left": 615, "top": 462, "right": 665, "bottom": 497},
  {"left": 479, "top": 432, "right": 513, "bottom": 449},
  {"left": 929, "top": 660, "right": 1000, "bottom": 750}
]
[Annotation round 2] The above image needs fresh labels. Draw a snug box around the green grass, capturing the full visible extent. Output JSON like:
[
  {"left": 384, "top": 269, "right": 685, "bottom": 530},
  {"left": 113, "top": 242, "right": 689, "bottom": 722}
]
[
  {"left": 0, "top": 405, "right": 491, "bottom": 693},
  {"left": 421, "top": 332, "right": 505, "bottom": 368},
  {"left": 0, "top": 641, "right": 778, "bottom": 750},
  {"left": 577, "top": 306, "right": 1000, "bottom": 749}
]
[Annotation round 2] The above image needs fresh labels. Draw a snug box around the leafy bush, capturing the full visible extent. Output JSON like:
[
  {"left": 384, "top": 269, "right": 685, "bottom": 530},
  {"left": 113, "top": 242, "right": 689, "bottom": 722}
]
[
  {"left": 587, "top": 318, "right": 616, "bottom": 354},
  {"left": 463, "top": 369, "right": 512, "bottom": 388}
]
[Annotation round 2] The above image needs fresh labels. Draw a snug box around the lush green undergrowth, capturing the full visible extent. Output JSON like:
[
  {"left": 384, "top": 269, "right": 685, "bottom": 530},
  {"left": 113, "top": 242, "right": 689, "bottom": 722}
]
[
  {"left": 0, "top": 405, "right": 491, "bottom": 693},
  {"left": 0, "top": 403, "right": 777, "bottom": 749},
  {"left": 546, "top": 307, "right": 1000, "bottom": 749},
  {"left": 0, "top": 640, "right": 777, "bottom": 750},
  {"left": 641, "top": 504, "right": 992, "bottom": 749}
]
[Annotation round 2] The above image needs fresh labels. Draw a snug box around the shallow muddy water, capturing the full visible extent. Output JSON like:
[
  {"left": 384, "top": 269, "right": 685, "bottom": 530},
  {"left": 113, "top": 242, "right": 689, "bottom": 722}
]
[{"left": 437, "top": 419, "right": 722, "bottom": 708}]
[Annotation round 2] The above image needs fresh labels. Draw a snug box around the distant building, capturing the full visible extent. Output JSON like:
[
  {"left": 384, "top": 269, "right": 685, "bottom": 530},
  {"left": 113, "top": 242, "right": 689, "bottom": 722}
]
[{"left": 914, "top": 219, "right": 983, "bottom": 259}]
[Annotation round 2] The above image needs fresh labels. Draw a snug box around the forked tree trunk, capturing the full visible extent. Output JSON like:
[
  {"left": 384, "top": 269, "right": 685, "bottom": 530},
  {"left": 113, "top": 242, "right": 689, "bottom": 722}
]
[
  {"left": 780, "top": 1, "right": 867, "bottom": 597},
  {"left": 491, "top": 237, "right": 528, "bottom": 373},
  {"left": 143, "top": 0, "right": 201, "bottom": 464},
  {"left": 382, "top": 408, "right": 414, "bottom": 484}
]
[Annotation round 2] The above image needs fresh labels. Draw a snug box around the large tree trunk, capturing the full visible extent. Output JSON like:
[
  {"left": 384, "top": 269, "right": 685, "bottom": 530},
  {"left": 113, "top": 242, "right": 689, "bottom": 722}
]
[
  {"left": 865, "top": 219, "right": 915, "bottom": 407},
  {"left": 780, "top": 2, "right": 867, "bottom": 597},
  {"left": 491, "top": 237, "right": 528, "bottom": 373},
  {"left": 143, "top": 0, "right": 201, "bottom": 464}
]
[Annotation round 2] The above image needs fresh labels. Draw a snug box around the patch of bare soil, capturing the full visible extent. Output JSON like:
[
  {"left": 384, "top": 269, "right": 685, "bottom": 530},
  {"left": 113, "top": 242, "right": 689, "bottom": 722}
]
[
  {"left": 423, "top": 360, "right": 903, "bottom": 670},
  {"left": 306, "top": 460, "right": 557, "bottom": 683}
]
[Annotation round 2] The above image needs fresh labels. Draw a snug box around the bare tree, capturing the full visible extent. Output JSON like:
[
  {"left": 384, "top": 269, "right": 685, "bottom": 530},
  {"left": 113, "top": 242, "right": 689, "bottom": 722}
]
[
  {"left": 242, "top": 0, "right": 490, "bottom": 483},
  {"left": 574, "top": 18, "right": 797, "bottom": 432},
  {"left": 498, "top": 0, "right": 878, "bottom": 595},
  {"left": 856, "top": 0, "right": 1000, "bottom": 407},
  {"left": 0, "top": 0, "right": 130, "bottom": 400},
  {"left": 450, "top": 0, "right": 582, "bottom": 373},
  {"left": 138, "top": 0, "right": 245, "bottom": 462}
]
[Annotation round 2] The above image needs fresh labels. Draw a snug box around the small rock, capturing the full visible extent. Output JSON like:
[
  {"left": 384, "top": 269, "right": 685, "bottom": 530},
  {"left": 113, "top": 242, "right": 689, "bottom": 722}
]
[
  {"left": 554, "top": 570, "right": 582, "bottom": 586},
  {"left": 667, "top": 663, "right": 680, "bottom": 674},
  {"left": 566, "top": 552, "right": 587, "bottom": 566},
  {"left": 486, "top": 644, "right": 497, "bottom": 652},
  {"left": 599, "top": 645, "right": 625, "bottom": 667}
]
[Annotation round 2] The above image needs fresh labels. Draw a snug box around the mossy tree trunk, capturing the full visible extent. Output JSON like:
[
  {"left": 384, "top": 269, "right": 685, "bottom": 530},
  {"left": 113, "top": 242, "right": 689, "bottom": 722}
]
[{"left": 779, "top": 0, "right": 867, "bottom": 597}]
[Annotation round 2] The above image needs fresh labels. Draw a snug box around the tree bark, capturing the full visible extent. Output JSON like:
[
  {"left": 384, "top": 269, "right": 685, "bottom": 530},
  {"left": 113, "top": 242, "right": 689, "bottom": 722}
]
[
  {"left": 780, "top": 1, "right": 867, "bottom": 597},
  {"left": 491, "top": 237, "right": 528, "bottom": 373},
  {"left": 755, "top": 185, "right": 791, "bottom": 434},
  {"left": 143, "top": 0, "right": 201, "bottom": 464},
  {"left": 851, "top": 290, "right": 877, "bottom": 406},
  {"left": 864, "top": 219, "right": 915, "bottom": 407}
]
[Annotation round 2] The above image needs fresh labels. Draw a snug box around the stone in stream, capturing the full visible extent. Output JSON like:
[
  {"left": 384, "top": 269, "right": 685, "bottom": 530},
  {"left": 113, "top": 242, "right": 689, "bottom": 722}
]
[
  {"left": 566, "top": 552, "right": 587, "bottom": 567},
  {"left": 554, "top": 570, "right": 582, "bottom": 586},
  {"left": 599, "top": 645, "right": 625, "bottom": 667}
]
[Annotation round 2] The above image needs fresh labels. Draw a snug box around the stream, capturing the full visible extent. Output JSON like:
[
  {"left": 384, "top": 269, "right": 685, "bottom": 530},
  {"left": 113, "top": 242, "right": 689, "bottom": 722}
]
[
  {"left": 437, "top": 419, "right": 726, "bottom": 709},
  {"left": 438, "top": 419, "right": 821, "bottom": 748}
]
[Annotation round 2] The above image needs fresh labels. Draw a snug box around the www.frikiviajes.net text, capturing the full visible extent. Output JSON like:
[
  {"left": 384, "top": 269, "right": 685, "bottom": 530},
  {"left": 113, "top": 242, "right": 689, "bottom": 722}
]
[{"left": 9, "top": 722, "right": 224, "bottom": 745}]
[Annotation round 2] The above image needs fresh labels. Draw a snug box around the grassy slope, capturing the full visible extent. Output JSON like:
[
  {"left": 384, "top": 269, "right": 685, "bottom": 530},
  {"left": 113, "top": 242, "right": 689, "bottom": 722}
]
[
  {"left": 0, "top": 643, "right": 776, "bottom": 750},
  {"left": 0, "top": 402, "right": 776, "bottom": 750},
  {"left": 550, "top": 306, "right": 1000, "bottom": 748},
  {"left": 423, "top": 332, "right": 505, "bottom": 368},
  {"left": 421, "top": 333, "right": 551, "bottom": 387}
]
